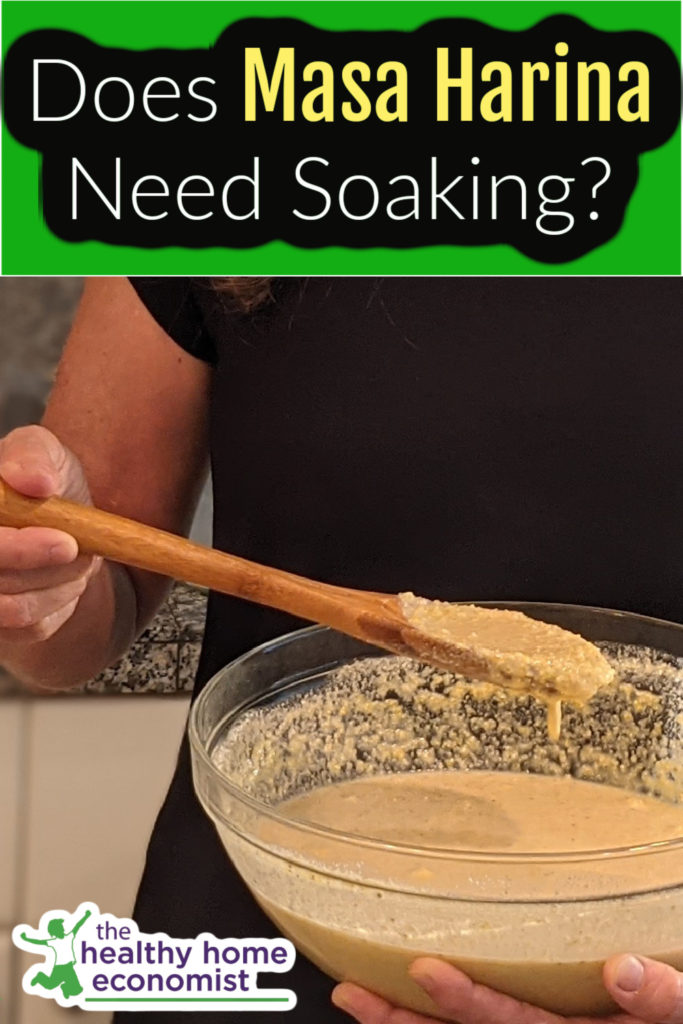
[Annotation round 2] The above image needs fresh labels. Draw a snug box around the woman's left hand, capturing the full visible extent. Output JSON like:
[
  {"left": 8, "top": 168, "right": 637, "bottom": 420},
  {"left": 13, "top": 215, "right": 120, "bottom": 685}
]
[{"left": 332, "top": 955, "right": 683, "bottom": 1024}]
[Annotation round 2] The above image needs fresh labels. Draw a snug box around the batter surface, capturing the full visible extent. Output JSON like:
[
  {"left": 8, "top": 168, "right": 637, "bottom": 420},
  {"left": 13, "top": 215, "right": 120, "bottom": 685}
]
[{"left": 280, "top": 770, "right": 683, "bottom": 853}]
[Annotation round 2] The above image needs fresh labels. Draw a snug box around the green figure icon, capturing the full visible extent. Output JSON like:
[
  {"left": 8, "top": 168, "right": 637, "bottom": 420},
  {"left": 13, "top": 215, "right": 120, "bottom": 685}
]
[{"left": 22, "top": 909, "right": 91, "bottom": 999}]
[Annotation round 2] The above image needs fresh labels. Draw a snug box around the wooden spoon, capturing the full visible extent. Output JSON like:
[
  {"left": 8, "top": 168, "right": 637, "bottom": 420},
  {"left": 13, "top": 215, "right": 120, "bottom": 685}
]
[{"left": 0, "top": 481, "right": 613, "bottom": 705}]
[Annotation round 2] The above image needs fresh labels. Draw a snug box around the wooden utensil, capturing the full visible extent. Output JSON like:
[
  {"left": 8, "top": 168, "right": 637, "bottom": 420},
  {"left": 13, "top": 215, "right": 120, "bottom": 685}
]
[
  {"left": 0, "top": 481, "right": 613, "bottom": 706},
  {"left": 0, "top": 480, "right": 488, "bottom": 673}
]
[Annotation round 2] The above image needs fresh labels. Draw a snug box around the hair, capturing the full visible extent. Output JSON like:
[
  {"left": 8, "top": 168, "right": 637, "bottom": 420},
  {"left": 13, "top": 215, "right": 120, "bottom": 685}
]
[{"left": 212, "top": 277, "right": 273, "bottom": 313}]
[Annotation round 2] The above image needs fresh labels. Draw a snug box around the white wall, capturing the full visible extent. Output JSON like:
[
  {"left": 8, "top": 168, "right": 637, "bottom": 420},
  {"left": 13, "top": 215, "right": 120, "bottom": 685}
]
[{"left": 0, "top": 695, "right": 190, "bottom": 1024}]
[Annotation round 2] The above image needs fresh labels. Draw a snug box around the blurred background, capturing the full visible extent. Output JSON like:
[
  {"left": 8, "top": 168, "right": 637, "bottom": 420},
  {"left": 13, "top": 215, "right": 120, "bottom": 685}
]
[
  {"left": 0, "top": 278, "right": 209, "bottom": 1024},
  {"left": 0, "top": 279, "right": 83, "bottom": 436}
]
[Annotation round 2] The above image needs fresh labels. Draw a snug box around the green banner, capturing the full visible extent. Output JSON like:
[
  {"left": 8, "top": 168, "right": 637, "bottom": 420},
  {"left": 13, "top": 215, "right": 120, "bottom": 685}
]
[{"left": 2, "top": 0, "right": 681, "bottom": 274}]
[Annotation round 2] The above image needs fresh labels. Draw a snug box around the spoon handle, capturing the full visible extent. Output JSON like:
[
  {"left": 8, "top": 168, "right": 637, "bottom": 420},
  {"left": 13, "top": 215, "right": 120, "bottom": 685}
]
[{"left": 0, "top": 480, "right": 390, "bottom": 639}]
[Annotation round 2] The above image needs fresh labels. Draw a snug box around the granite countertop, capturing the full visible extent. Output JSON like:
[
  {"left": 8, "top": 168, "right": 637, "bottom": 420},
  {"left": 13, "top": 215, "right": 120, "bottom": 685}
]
[{"left": 0, "top": 583, "right": 207, "bottom": 697}]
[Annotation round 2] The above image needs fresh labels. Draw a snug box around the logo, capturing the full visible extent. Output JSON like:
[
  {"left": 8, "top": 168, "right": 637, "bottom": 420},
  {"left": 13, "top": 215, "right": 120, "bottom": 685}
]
[{"left": 13, "top": 903, "right": 297, "bottom": 1013}]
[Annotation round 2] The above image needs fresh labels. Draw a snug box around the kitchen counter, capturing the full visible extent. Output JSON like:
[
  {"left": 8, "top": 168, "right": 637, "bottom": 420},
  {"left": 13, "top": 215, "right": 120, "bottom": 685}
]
[{"left": 0, "top": 583, "right": 207, "bottom": 696}]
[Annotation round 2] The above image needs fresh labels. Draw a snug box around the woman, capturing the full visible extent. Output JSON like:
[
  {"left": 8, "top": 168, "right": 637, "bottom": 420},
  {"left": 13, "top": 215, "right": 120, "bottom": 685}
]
[{"left": 0, "top": 276, "right": 681, "bottom": 1024}]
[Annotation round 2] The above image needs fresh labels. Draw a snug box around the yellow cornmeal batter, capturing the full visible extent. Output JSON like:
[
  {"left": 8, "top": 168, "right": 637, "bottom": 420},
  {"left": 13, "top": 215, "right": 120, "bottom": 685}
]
[
  {"left": 238, "top": 772, "right": 683, "bottom": 1017},
  {"left": 280, "top": 770, "right": 683, "bottom": 853},
  {"left": 399, "top": 597, "right": 616, "bottom": 738},
  {"left": 210, "top": 644, "right": 683, "bottom": 1016}
]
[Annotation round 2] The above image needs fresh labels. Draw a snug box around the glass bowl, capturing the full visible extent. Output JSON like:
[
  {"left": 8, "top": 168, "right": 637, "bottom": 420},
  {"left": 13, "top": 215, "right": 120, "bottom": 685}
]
[{"left": 188, "top": 603, "right": 683, "bottom": 1017}]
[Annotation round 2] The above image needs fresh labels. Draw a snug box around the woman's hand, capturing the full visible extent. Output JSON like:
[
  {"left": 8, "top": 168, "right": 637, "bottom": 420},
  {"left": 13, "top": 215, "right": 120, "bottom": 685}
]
[
  {"left": 0, "top": 280, "right": 210, "bottom": 690},
  {"left": 0, "top": 425, "right": 100, "bottom": 645},
  {"left": 332, "top": 955, "right": 683, "bottom": 1024}
]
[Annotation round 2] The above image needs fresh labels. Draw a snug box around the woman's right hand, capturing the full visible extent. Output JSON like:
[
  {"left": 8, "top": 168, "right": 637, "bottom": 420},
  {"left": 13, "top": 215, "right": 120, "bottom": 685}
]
[{"left": 0, "top": 426, "right": 101, "bottom": 645}]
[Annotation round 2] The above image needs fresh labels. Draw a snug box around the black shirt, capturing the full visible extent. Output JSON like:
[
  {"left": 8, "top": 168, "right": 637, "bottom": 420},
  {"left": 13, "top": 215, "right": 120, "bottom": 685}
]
[{"left": 120, "top": 276, "right": 683, "bottom": 1023}]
